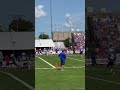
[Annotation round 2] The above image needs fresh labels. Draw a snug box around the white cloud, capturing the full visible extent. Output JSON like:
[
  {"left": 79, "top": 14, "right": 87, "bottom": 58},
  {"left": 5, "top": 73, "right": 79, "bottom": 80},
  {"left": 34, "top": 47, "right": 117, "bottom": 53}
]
[
  {"left": 63, "top": 13, "right": 73, "bottom": 28},
  {"left": 63, "top": 12, "right": 85, "bottom": 28},
  {"left": 35, "top": 5, "right": 46, "bottom": 18},
  {"left": 65, "top": 13, "right": 71, "bottom": 17},
  {"left": 63, "top": 22, "right": 72, "bottom": 27},
  {"left": 71, "top": 19, "right": 81, "bottom": 24}
]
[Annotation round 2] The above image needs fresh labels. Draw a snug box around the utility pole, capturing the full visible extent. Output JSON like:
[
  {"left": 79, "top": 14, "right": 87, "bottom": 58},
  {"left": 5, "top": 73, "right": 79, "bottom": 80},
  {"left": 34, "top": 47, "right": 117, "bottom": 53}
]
[
  {"left": 9, "top": 32, "right": 15, "bottom": 56},
  {"left": 50, "top": 0, "right": 53, "bottom": 39}
]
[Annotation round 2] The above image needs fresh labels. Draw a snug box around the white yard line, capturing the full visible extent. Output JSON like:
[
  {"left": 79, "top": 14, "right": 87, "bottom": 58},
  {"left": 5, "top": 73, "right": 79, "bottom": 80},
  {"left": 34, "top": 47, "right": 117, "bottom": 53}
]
[
  {"left": 86, "top": 76, "right": 120, "bottom": 85},
  {"left": 0, "top": 71, "right": 34, "bottom": 90},
  {"left": 35, "top": 66, "right": 85, "bottom": 70},
  {"left": 67, "top": 57, "right": 85, "bottom": 62},
  {"left": 36, "top": 56, "right": 56, "bottom": 68},
  {"left": 35, "top": 68, "right": 54, "bottom": 70}
]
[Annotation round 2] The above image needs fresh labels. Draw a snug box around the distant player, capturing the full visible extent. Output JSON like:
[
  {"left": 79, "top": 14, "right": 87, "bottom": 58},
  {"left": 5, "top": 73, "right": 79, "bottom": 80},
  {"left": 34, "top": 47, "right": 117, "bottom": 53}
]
[
  {"left": 5, "top": 55, "right": 10, "bottom": 67},
  {"left": 11, "top": 55, "right": 20, "bottom": 68},
  {"left": 107, "top": 48, "right": 116, "bottom": 72},
  {"left": 46, "top": 49, "right": 49, "bottom": 56},
  {"left": 58, "top": 50, "right": 66, "bottom": 71},
  {"left": 91, "top": 51, "right": 97, "bottom": 66},
  {"left": 55, "top": 48, "right": 58, "bottom": 54},
  {"left": 80, "top": 47, "right": 83, "bottom": 57},
  {"left": 49, "top": 49, "right": 53, "bottom": 55}
]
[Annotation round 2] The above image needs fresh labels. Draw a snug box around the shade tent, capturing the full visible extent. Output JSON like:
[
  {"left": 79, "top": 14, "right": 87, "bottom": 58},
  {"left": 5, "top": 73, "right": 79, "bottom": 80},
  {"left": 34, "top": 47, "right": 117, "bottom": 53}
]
[
  {"left": 0, "top": 32, "right": 34, "bottom": 50},
  {"left": 35, "top": 39, "right": 55, "bottom": 48}
]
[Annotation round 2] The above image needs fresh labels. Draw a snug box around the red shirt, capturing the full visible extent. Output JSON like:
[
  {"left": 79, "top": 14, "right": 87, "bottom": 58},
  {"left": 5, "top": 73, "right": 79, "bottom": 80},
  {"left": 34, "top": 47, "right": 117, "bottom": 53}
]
[{"left": 5, "top": 56, "right": 10, "bottom": 63}]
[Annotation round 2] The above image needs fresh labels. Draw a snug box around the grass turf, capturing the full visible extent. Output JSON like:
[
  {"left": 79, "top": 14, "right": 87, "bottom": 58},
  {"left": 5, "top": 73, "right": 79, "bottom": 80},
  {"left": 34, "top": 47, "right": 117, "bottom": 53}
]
[
  {"left": 35, "top": 54, "right": 85, "bottom": 90},
  {"left": 86, "top": 66, "right": 120, "bottom": 90},
  {"left": 0, "top": 69, "right": 34, "bottom": 90}
]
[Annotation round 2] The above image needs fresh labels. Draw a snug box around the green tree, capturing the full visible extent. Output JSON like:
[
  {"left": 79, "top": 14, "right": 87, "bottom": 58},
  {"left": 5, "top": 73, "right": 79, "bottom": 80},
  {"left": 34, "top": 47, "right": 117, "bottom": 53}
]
[
  {"left": 9, "top": 18, "right": 34, "bottom": 31},
  {"left": 39, "top": 34, "right": 49, "bottom": 39},
  {"left": 64, "top": 38, "right": 72, "bottom": 47}
]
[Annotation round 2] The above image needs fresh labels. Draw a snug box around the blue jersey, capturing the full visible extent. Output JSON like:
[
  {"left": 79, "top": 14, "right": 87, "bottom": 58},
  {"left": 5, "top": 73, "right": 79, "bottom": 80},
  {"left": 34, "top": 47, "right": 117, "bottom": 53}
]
[
  {"left": 91, "top": 52, "right": 96, "bottom": 59},
  {"left": 55, "top": 49, "right": 58, "bottom": 53},
  {"left": 58, "top": 52, "right": 66, "bottom": 61}
]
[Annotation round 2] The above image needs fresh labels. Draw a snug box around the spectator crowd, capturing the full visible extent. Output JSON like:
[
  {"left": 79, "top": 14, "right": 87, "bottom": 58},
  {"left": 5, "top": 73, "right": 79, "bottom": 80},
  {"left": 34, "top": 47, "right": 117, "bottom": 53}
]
[
  {"left": 0, "top": 51, "right": 34, "bottom": 69},
  {"left": 88, "top": 15, "right": 120, "bottom": 58},
  {"left": 72, "top": 32, "right": 85, "bottom": 50}
]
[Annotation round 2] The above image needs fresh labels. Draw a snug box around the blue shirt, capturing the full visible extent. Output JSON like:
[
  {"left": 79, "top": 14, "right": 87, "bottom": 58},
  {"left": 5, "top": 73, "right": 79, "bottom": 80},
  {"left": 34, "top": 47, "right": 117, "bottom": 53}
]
[
  {"left": 55, "top": 49, "right": 58, "bottom": 53},
  {"left": 58, "top": 52, "right": 66, "bottom": 61}
]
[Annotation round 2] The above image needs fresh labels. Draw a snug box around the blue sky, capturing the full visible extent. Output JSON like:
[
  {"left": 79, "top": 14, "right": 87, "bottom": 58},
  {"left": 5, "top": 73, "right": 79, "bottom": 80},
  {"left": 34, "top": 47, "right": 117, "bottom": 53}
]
[
  {"left": 0, "top": 0, "right": 34, "bottom": 30},
  {"left": 35, "top": 0, "right": 85, "bottom": 38}
]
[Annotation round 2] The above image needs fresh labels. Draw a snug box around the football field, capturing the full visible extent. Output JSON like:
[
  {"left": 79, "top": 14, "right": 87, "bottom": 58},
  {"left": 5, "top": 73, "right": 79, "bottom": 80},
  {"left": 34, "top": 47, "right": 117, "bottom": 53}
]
[
  {"left": 0, "top": 69, "right": 35, "bottom": 90},
  {"left": 35, "top": 54, "right": 85, "bottom": 90},
  {"left": 86, "top": 66, "right": 120, "bottom": 90}
]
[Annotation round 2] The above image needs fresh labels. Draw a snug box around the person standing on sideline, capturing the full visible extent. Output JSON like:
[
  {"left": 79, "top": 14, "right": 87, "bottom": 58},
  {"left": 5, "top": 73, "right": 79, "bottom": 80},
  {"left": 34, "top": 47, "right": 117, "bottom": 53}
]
[
  {"left": 58, "top": 50, "right": 66, "bottom": 71},
  {"left": 80, "top": 47, "right": 83, "bottom": 57},
  {"left": 91, "top": 51, "right": 97, "bottom": 66},
  {"left": 5, "top": 55, "right": 11, "bottom": 67},
  {"left": 107, "top": 48, "right": 116, "bottom": 73}
]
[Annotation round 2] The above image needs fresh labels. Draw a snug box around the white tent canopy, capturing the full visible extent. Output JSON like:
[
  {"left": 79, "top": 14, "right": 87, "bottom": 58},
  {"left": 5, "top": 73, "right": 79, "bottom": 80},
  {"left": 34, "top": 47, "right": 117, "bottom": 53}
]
[
  {"left": 0, "top": 32, "right": 34, "bottom": 50},
  {"left": 35, "top": 39, "right": 55, "bottom": 48}
]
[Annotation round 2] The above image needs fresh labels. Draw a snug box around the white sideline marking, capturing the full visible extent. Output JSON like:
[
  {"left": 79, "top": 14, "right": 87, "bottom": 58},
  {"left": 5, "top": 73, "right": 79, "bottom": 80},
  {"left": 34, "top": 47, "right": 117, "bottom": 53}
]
[
  {"left": 65, "top": 66, "right": 85, "bottom": 68},
  {"left": 86, "top": 76, "right": 120, "bottom": 85},
  {"left": 36, "top": 56, "right": 55, "bottom": 68},
  {"left": 79, "top": 88, "right": 85, "bottom": 90},
  {"left": 71, "top": 88, "right": 85, "bottom": 90},
  {"left": 35, "top": 66, "right": 85, "bottom": 70},
  {"left": 67, "top": 57, "right": 85, "bottom": 62},
  {"left": 0, "top": 71, "right": 34, "bottom": 90}
]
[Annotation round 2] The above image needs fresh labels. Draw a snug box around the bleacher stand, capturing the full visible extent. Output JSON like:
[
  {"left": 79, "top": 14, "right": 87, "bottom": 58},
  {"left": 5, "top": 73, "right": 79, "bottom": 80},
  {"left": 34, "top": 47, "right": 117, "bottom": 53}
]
[{"left": 86, "top": 15, "right": 120, "bottom": 65}]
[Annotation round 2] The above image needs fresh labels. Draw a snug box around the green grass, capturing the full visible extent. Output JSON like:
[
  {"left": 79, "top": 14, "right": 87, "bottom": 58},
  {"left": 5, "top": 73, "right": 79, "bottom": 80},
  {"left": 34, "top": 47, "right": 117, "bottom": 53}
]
[
  {"left": 5, "top": 69, "right": 35, "bottom": 86},
  {"left": 1, "top": 53, "right": 120, "bottom": 90},
  {"left": 35, "top": 54, "right": 85, "bottom": 90},
  {"left": 0, "top": 69, "right": 34, "bottom": 90},
  {"left": 86, "top": 66, "right": 120, "bottom": 90}
]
